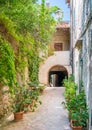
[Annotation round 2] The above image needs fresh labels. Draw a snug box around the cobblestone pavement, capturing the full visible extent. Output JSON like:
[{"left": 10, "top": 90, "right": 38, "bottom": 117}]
[{"left": 1, "top": 87, "right": 71, "bottom": 130}]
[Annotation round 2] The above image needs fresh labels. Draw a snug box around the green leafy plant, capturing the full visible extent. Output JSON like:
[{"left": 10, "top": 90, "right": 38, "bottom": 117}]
[
  {"left": 70, "top": 91, "right": 88, "bottom": 127},
  {"left": 0, "top": 35, "right": 16, "bottom": 91},
  {"left": 0, "top": 0, "right": 62, "bottom": 122},
  {"left": 12, "top": 83, "right": 26, "bottom": 112},
  {"left": 26, "top": 82, "right": 43, "bottom": 112},
  {"left": 63, "top": 75, "right": 77, "bottom": 102},
  {"left": 0, "top": 14, "right": 20, "bottom": 41},
  {"left": 0, "top": 0, "right": 60, "bottom": 86},
  {"left": 29, "top": 89, "right": 42, "bottom": 112},
  {"left": 38, "top": 85, "right": 45, "bottom": 94},
  {"left": 12, "top": 82, "right": 42, "bottom": 113},
  {"left": 62, "top": 75, "right": 89, "bottom": 127},
  {"left": 62, "top": 75, "right": 77, "bottom": 122}
]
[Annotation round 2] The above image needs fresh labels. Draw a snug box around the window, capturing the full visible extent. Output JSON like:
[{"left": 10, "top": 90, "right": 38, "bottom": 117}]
[{"left": 54, "top": 43, "right": 63, "bottom": 51}]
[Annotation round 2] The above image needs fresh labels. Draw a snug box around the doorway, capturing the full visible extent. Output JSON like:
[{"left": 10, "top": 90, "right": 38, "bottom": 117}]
[{"left": 48, "top": 66, "right": 68, "bottom": 87}]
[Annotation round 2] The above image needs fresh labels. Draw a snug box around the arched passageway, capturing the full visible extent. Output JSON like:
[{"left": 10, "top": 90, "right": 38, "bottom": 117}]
[{"left": 48, "top": 65, "right": 68, "bottom": 87}]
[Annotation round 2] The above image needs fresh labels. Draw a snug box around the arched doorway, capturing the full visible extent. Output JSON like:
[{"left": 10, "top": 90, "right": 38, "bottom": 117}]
[{"left": 48, "top": 65, "right": 68, "bottom": 87}]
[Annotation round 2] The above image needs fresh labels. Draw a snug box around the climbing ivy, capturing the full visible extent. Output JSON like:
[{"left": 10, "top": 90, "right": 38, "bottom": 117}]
[
  {"left": 0, "top": 0, "right": 64, "bottom": 122},
  {"left": 0, "top": 0, "right": 62, "bottom": 86},
  {"left": 0, "top": 35, "right": 16, "bottom": 92},
  {"left": 0, "top": 13, "right": 20, "bottom": 42},
  {"left": 29, "top": 55, "right": 39, "bottom": 85}
]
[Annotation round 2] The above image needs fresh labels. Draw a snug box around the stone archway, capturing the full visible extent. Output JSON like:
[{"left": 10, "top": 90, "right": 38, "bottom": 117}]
[
  {"left": 39, "top": 61, "right": 71, "bottom": 86},
  {"left": 48, "top": 65, "right": 68, "bottom": 87}
]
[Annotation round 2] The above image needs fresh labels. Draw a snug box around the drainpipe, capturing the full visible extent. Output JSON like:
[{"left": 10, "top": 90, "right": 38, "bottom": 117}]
[
  {"left": 65, "top": 0, "right": 74, "bottom": 74},
  {"left": 70, "top": 0, "right": 74, "bottom": 74}
]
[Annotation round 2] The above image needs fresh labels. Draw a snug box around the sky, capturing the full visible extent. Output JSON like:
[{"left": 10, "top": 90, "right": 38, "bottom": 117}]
[{"left": 38, "top": 0, "right": 70, "bottom": 21}]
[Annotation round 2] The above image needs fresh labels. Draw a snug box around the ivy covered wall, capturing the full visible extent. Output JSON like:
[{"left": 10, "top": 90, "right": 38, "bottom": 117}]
[{"left": 0, "top": 0, "right": 62, "bottom": 122}]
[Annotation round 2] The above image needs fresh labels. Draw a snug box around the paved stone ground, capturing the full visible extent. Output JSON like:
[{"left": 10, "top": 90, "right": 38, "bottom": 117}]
[{"left": 1, "top": 87, "right": 71, "bottom": 130}]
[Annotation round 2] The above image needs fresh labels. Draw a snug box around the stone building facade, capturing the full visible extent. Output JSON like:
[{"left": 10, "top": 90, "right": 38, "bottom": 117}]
[
  {"left": 70, "top": 0, "right": 92, "bottom": 129},
  {"left": 39, "top": 22, "right": 71, "bottom": 86}
]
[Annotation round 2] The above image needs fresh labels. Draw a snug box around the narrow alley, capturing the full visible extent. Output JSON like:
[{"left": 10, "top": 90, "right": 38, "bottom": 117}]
[
  {"left": 0, "top": 0, "right": 91, "bottom": 129},
  {"left": 1, "top": 87, "right": 71, "bottom": 130}
]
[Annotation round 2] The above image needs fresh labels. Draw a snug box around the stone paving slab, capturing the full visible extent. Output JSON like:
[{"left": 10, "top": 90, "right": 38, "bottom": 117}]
[{"left": 1, "top": 87, "right": 71, "bottom": 130}]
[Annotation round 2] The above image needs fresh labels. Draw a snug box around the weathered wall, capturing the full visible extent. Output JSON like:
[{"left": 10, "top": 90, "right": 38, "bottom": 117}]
[
  {"left": 39, "top": 22, "right": 71, "bottom": 85},
  {"left": 70, "top": 0, "right": 92, "bottom": 129},
  {"left": 50, "top": 28, "right": 70, "bottom": 51},
  {"left": 0, "top": 22, "right": 29, "bottom": 125},
  {"left": 39, "top": 23, "right": 71, "bottom": 85},
  {"left": 39, "top": 51, "right": 71, "bottom": 85}
]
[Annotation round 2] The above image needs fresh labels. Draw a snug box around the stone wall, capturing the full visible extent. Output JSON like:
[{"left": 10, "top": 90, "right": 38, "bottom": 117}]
[
  {"left": 0, "top": 20, "right": 29, "bottom": 126},
  {"left": 70, "top": 0, "right": 92, "bottom": 129}
]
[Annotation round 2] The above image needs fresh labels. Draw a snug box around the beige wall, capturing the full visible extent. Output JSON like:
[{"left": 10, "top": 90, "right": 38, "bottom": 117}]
[
  {"left": 39, "top": 51, "right": 72, "bottom": 85},
  {"left": 39, "top": 25, "right": 71, "bottom": 85},
  {"left": 50, "top": 28, "right": 70, "bottom": 51}
]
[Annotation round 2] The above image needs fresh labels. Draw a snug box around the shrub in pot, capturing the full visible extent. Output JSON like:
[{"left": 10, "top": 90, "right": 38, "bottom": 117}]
[
  {"left": 26, "top": 82, "right": 42, "bottom": 112},
  {"left": 29, "top": 89, "right": 42, "bottom": 112},
  {"left": 12, "top": 83, "right": 26, "bottom": 121},
  {"left": 12, "top": 84, "right": 38, "bottom": 114},
  {"left": 63, "top": 75, "right": 77, "bottom": 102},
  {"left": 70, "top": 91, "right": 88, "bottom": 130},
  {"left": 62, "top": 75, "right": 77, "bottom": 121}
]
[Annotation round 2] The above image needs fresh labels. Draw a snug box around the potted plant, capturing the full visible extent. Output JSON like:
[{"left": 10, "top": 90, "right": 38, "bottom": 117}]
[
  {"left": 12, "top": 83, "right": 26, "bottom": 121},
  {"left": 62, "top": 75, "right": 77, "bottom": 121},
  {"left": 71, "top": 111, "right": 88, "bottom": 130},
  {"left": 63, "top": 75, "right": 77, "bottom": 102},
  {"left": 26, "top": 82, "right": 42, "bottom": 112},
  {"left": 70, "top": 91, "right": 88, "bottom": 130},
  {"left": 29, "top": 89, "right": 42, "bottom": 112}
]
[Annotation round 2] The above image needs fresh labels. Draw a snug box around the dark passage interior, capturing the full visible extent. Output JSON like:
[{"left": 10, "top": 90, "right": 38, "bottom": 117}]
[{"left": 49, "top": 70, "right": 68, "bottom": 87}]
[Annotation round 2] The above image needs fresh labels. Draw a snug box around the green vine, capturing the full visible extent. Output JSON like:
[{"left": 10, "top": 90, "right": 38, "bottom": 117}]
[
  {"left": 29, "top": 55, "right": 39, "bottom": 85},
  {"left": 0, "top": 0, "right": 61, "bottom": 87},
  {"left": 0, "top": 0, "right": 63, "bottom": 122},
  {"left": 0, "top": 35, "right": 16, "bottom": 92},
  {"left": 0, "top": 14, "right": 20, "bottom": 42}
]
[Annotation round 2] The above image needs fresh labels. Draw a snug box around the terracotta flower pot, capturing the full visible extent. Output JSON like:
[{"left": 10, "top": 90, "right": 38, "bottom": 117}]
[
  {"left": 14, "top": 111, "right": 24, "bottom": 121},
  {"left": 71, "top": 120, "right": 82, "bottom": 130},
  {"left": 71, "top": 125, "right": 82, "bottom": 130}
]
